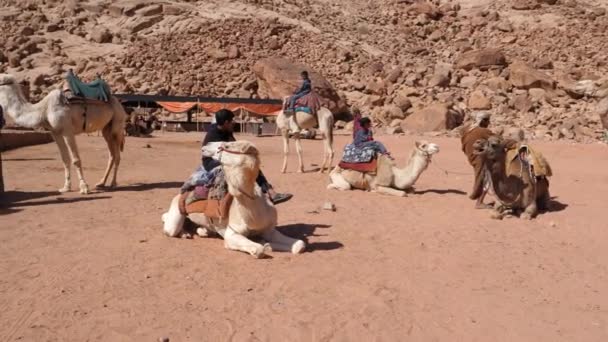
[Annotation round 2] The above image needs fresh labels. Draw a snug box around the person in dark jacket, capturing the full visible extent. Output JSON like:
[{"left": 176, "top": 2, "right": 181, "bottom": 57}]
[
  {"left": 288, "top": 71, "right": 312, "bottom": 111},
  {"left": 202, "top": 109, "right": 293, "bottom": 205}
]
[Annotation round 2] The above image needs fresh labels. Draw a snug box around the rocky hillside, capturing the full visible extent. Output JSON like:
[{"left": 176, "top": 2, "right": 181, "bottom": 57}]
[{"left": 1, "top": 0, "right": 607, "bottom": 142}]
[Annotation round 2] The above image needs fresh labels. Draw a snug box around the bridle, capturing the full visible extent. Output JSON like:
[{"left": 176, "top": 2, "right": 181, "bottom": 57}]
[{"left": 218, "top": 146, "right": 256, "bottom": 155}]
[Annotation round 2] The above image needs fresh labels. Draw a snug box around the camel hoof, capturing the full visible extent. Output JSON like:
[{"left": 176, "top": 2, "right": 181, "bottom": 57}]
[
  {"left": 297, "top": 169, "right": 304, "bottom": 174},
  {"left": 196, "top": 227, "right": 211, "bottom": 237},
  {"left": 252, "top": 243, "right": 272, "bottom": 258},
  {"left": 491, "top": 212, "right": 504, "bottom": 220},
  {"left": 58, "top": 187, "right": 71, "bottom": 193},
  {"left": 292, "top": 240, "right": 306, "bottom": 254},
  {"left": 521, "top": 212, "right": 533, "bottom": 220}
]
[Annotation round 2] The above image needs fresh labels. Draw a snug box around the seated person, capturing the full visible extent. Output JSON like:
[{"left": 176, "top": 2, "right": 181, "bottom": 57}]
[
  {"left": 353, "top": 117, "right": 394, "bottom": 160},
  {"left": 202, "top": 109, "right": 293, "bottom": 205},
  {"left": 287, "top": 71, "right": 312, "bottom": 111}
]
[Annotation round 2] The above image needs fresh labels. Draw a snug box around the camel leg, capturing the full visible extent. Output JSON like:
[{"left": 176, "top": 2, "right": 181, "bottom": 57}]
[
  {"left": 161, "top": 195, "right": 185, "bottom": 237},
  {"left": 51, "top": 132, "right": 72, "bottom": 193},
  {"left": 262, "top": 228, "right": 306, "bottom": 254},
  {"left": 63, "top": 133, "right": 89, "bottom": 194},
  {"left": 108, "top": 133, "right": 121, "bottom": 188},
  {"left": 318, "top": 121, "right": 334, "bottom": 173},
  {"left": 521, "top": 202, "right": 537, "bottom": 220},
  {"left": 294, "top": 134, "right": 304, "bottom": 173},
  {"left": 224, "top": 228, "right": 271, "bottom": 259},
  {"left": 374, "top": 186, "right": 407, "bottom": 197},
  {"left": 96, "top": 126, "right": 115, "bottom": 189},
  {"left": 327, "top": 169, "right": 352, "bottom": 191},
  {"left": 320, "top": 136, "right": 334, "bottom": 174},
  {"left": 281, "top": 130, "right": 290, "bottom": 174}
]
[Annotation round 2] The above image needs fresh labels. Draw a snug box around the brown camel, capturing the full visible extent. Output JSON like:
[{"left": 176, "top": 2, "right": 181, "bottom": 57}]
[{"left": 473, "top": 136, "right": 552, "bottom": 220}]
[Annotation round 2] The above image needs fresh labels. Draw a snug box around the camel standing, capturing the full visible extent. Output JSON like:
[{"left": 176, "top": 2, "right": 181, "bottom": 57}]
[
  {"left": 328, "top": 141, "right": 440, "bottom": 197},
  {"left": 162, "top": 141, "right": 306, "bottom": 258},
  {"left": 276, "top": 98, "right": 334, "bottom": 173},
  {"left": 0, "top": 74, "right": 126, "bottom": 194},
  {"left": 473, "top": 136, "right": 551, "bottom": 220}
]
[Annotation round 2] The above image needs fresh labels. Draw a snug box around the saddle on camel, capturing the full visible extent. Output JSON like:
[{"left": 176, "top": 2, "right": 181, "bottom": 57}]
[
  {"left": 62, "top": 69, "right": 113, "bottom": 130},
  {"left": 178, "top": 166, "right": 234, "bottom": 221}
]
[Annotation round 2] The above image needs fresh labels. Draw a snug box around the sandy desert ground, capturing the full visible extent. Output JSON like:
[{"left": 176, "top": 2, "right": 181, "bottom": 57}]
[{"left": 1, "top": 132, "right": 607, "bottom": 341}]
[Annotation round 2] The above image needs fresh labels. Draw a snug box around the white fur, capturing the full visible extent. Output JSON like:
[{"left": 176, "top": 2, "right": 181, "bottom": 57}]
[
  {"left": 0, "top": 74, "right": 126, "bottom": 194},
  {"left": 327, "top": 141, "right": 440, "bottom": 197},
  {"left": 277, "top": 97, "right": 334, "bottom": 173},
  {"left": 162, "top": 141, "right": 306, "bottom": 258}
]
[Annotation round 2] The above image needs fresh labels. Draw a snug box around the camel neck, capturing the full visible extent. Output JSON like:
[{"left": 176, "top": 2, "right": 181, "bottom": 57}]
[
  {"left": 1, "top": 86, "right": 47, "bottom": 128},
  {"left": 393, "top": 151, "right": 430, "bottom": 189}
]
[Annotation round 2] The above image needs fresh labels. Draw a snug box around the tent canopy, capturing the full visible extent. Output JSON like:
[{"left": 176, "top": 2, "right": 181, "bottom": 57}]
[{"left": 115, "top": 94, "right": 283, "bottom": 116}]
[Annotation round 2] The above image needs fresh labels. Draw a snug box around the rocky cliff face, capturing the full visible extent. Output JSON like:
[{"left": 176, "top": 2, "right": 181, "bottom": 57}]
[{"left": 1, "top": 0, "right": 607, "bottom": 141}]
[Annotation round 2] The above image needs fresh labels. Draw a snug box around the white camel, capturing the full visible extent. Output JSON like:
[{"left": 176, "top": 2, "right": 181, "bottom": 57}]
[
  {"left": 276, "top": 97, "right": 334, "bottom": 173},
  {"left": 162, "top": 140, "right": 306, "bottom": 258},
  {"left": 0, "top": 74, "right": 126, "bottom": 194},
  {"left": 327, "top": 140, "right": 440, "bottom": 197}
]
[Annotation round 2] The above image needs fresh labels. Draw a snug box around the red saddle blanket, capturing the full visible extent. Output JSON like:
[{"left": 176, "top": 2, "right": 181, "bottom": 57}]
[
  {"left": 338, "top": 159, "right": 378, "bottom": 173},
  {"left": 178, "top": 192, "right": 233, "bottom": 219}
]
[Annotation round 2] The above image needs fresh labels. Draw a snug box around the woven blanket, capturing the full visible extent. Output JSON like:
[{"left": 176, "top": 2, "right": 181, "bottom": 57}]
[
  {"left": 65, "top": 71, "right": 111, "bottom": 102},
  {"left": 295, "top": 92, "right": 322, "bottom": 114},
  {"left": 340, "top": 143, "right": 377, "bottom": 163},
  {"left": 338, "top": 159, "right": 378, "bottom": 173}
]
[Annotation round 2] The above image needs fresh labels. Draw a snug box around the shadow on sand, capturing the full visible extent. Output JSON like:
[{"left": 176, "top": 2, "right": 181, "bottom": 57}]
[
  {"left": 277, "top": 223, "right": 343, "bottom": 252},
  {"left": 414, "top": 188, "right": 467, "bottom": 196},
  {"left": 544, "top": 197, "right": 568, "bottom": 214},
  {"left": 0, "top": 190, "right": 111, "bottom": 215},
  {"left": 103, "top": 181, "right": 183, "bottom": 192}
]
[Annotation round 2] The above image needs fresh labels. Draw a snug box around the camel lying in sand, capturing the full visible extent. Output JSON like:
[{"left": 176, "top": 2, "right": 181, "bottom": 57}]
[
  {"left": 162, "top": 140, "right": 306, "bottom": 258},
  {"left": 327, "top": 141, "right": 440, "bottom": 197},
  {"left": 0, "top": 74, "right": 126, "bottom": 194},
  {"left": 473, "top": 136, "right": 552, "bottom": 220}
]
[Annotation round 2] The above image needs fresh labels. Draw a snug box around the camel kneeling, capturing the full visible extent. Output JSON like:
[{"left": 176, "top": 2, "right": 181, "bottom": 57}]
[
  {"left": 161, "top": 141, "right": 305, "bottom": 258},
  {"left": 327, "top": 140, "right": 440, "bottom": 197},
  {"left": 473, "top": 136, "right": 552, "bottom": 220}
]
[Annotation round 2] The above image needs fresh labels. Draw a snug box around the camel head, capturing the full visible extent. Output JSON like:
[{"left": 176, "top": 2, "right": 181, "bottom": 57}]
[
  {"left": 473, "top": 136, "right": 507, "bottom": 161},
  {"left": 0, "top": 74, "right": 28, "bottom": 111},
  {"left": 414, "top": 140, "right": 440, "bottom": 157},
  {"left": 202, "top": 140, "right": 260, "bottom": 172}
]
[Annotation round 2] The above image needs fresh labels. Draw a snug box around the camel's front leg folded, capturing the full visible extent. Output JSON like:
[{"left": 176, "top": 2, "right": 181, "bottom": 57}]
[
  {"left": 224, "top": 227, "right": 271, "bottom": 259},
  {"left": 374, "top": 186, "right": 407, "bottom": 197},
  {"left": 262, "top": 228, "right": 306, "bottom": 254}
]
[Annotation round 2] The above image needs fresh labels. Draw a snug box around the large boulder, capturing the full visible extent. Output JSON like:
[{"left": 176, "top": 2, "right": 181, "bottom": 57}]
[
  {"left": 509, "top": 62, "right": 556, "bottom": 90},
  {"left": 400, "top": 103, "right": 462, "bottom": 133},
  {"left": 455, "top": 48, "right": 507, "bottom": 70},
  {"left": 252, "top": 58, "right": 347, "bottom": 114},
  {"left": 468, "top": 90, "right": 492, "bottom": 110}
]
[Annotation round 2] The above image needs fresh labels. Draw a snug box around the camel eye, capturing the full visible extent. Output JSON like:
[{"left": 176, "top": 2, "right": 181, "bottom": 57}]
[{"left": 420, "top": 144, "right": 427, "bottom": 149}]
